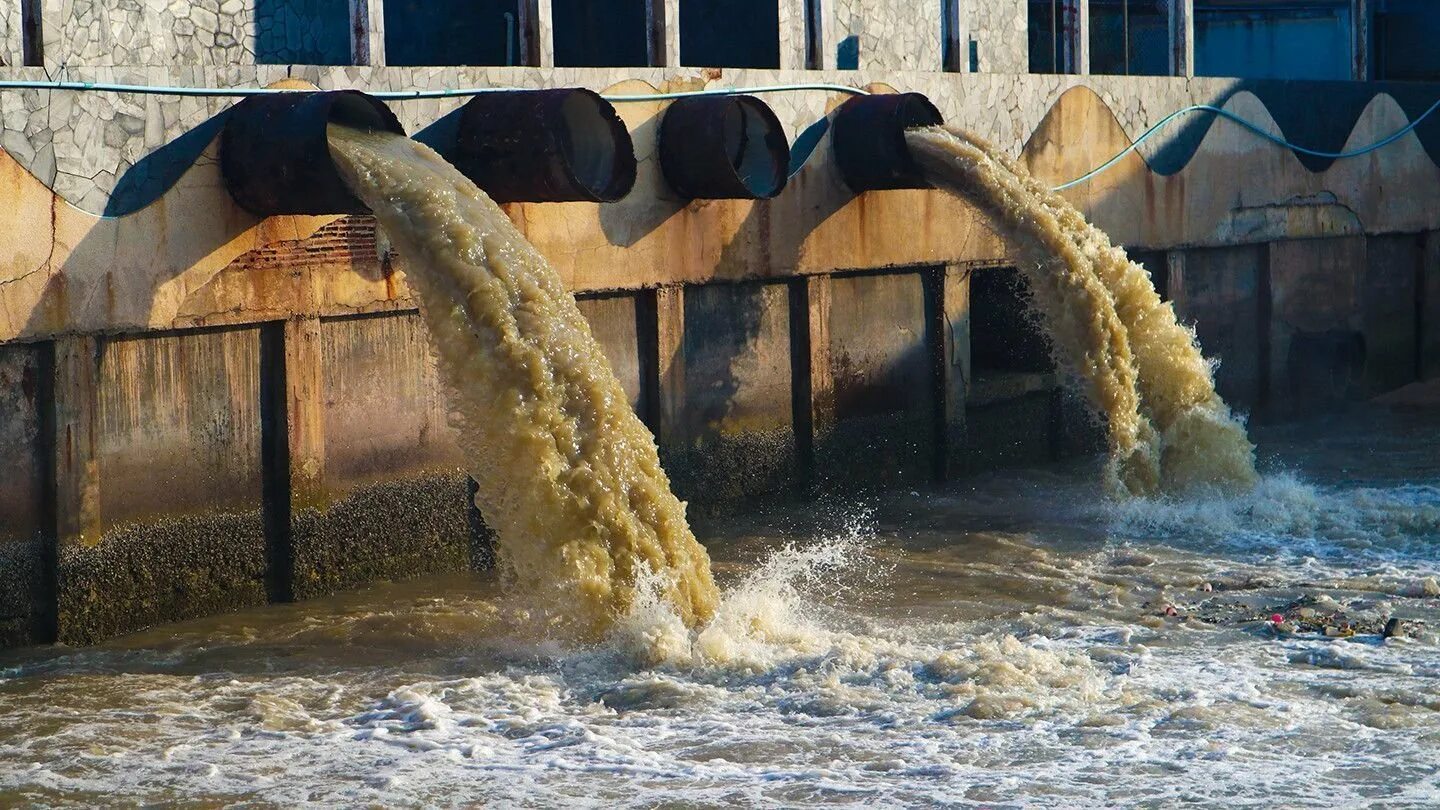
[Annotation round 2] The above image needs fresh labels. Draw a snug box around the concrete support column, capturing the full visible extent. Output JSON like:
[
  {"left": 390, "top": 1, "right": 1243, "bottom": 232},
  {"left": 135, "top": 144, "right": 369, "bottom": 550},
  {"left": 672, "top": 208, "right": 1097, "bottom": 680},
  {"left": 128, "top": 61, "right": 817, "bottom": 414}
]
[
  {"left": 939, "top": 265, "right": 971, "bottom": 475},
  {"left": 532, "top": 0, "right": 555, "bottom": 68},
  {"left": 778, "top": 0, "right": 809, "bottom": 70},
  {"left": 1169, "top": 0, "right": 1194, "bottom": 77},
  {"left": 1063, "top": 0, "right": 1089, "bottom": 74},
  {"left": 657, "top": 0, "right": 680, "bottom": 67},
  {"left": 354, "top": 0, "right": 385, "bottom": 66},
  {"left": 804, "top": 274, "right": 833, "bottom": 437},
  {"left": 259, "top": 317, "right": 325, "bottom": 603},
  {"left": 1165, "top": 251, "right": 1188, "bottom": 312},
  {"left": 51, "top": 335, "right": 101, "bottom": 550},
  {"left": 283, "top": 317, "right": 326, "bottom": 515},
  {"left": 653, "top": 286, "right": 686, "bottom": 447},
  {"left": 1352, "top": 0, "right": 1371, "bottom": 81}
]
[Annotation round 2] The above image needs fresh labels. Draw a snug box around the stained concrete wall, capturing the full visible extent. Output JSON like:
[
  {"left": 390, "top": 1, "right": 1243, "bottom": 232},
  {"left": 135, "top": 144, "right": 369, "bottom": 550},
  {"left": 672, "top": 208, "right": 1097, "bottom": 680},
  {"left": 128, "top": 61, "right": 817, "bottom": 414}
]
[
  {"left": 56, "top": 327, "right": 269, "bottom": 645},
  {"left": 666, "top": 281, "right": 795, "bottom": 509},
  {"left": 0, "top": 342, "right": 48, "bottom": 647},
  {"left": 1170, "top": 245, "right": 1268, "bottom": 413},
  {"left": 816, "top": 270, "right": 939, "bottom": 489},
  {"left": 289, "top": 312, "right": 473, "bottom": 600},
  {"left": 0, "top": 14, "right": 1437, "bottom": 647}
]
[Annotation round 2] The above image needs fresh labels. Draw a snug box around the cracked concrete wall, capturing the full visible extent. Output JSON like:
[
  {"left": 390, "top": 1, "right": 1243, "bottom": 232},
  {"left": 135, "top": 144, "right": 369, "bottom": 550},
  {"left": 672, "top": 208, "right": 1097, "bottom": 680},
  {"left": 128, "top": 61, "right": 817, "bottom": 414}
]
[
  {"left": 0, "top": 67, "right": 1357, "bottom": 216},
  {"left": 960, "top": 0, "right": 1029, "bottom": 73},
  {"left": 39, "top": 0, "right": 351, "bottom": 69},
  {"left": 823, "top": 0, "right": 942, "bottom": 71}
]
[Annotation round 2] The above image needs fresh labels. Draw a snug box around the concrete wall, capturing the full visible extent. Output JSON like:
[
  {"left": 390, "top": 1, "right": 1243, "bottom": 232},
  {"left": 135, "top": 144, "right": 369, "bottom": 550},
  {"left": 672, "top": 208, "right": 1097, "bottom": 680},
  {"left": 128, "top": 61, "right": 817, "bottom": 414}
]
[{"left": 0, "top": 7, "right": 1438, "bottom": 646}]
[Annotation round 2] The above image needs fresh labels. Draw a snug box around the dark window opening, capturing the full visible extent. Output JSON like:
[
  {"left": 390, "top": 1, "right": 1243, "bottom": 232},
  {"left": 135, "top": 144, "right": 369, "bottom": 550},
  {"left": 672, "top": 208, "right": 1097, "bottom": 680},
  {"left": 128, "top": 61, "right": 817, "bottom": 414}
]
[
  {"left": 255, "top": 0, "right": 354, "bottom": 65},
  {"left": 680, "top": 0, "right": 779, "bottom": 68},
  {"left": 1091, "top": 0, "right": 1169, "bottom": 75},
  {"left": 1376, "top": 0, "right": 1440, "bottom": 81},
  {"left": 21, "top": 0, "right": 42, "bottom": 66},
  {"left": 553, "top": 0, "right": 650, "bottom": 66},
  {"left": 1028, "top": 0, "right": 1069, "bottom": 73},
  {"left": 1194, "top": 0, "right": 1351, "bottom": 80},
  {"left": 942, "top": 0, "right": 962, "bottom": 72},
  {"left": 804, "top": 0, "right": 823, "bottom": 69},
  {"left": 385, "top": 0, "right": 524, "bottom": 66}
]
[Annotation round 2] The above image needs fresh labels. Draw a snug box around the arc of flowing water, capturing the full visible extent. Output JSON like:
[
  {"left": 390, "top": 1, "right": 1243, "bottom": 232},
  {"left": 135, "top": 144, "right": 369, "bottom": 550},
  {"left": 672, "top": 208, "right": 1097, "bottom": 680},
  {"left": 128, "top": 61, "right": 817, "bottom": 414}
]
[
  {"left": 907, "top": 126, "right": 1258, "bottom": 495},
  {"left": 327, "top": 124, "right": 719, "bottom": 633}
]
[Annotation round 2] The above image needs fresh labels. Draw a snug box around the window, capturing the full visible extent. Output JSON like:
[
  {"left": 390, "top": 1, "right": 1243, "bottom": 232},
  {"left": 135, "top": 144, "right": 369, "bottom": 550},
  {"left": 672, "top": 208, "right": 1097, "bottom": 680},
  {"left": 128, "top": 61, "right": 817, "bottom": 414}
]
[
  {"left": 942, "top": 0, "right": 962, "bottom": 72},
  {"left": 553, "top": 0, "right": 650, "bottom": 66},
  {"left": 255, "top": 0, "right": 353, "bottom": 65},
  {"left": 1090, "top": 0, "right": 1168, "bottom": 75},
  {"left": 1375, "top": 0, "right": 1440, "bottom": 81},
  {"left": 1194, "top": 0, "right": 1351, "bottom": 80},
  {"left": 21, "top": 0, "right": 42, "bottom": 66},
  {"left": 680, "top": 0, "right": 779, "bottom": 68},
  {"left": 385, "top": 0, "right": 524, "bottom": 66},
  {"left": 1028, "top": 0, "right": 1071, "bottom": 73}
]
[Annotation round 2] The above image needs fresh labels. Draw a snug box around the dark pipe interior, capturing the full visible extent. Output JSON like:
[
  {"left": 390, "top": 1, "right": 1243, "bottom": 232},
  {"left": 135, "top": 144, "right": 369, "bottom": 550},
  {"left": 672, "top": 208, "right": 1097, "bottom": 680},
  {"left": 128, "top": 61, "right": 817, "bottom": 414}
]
[
  {"left": 221, "top": 90, "right": 406, "bottom": 217},
  {"left": 659, "top": 95, "right": 790, "bottom": 200},
  {"left": 830, "top": 92, "right": 944, "bottom": 192},
  {"left": 451, "top": 88, "right": 637, "bottom": 203}
]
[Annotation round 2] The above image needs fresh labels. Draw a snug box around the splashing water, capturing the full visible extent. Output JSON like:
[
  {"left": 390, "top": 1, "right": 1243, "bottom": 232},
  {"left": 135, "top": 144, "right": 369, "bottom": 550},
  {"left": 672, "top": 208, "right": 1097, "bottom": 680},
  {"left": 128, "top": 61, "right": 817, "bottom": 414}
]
[
  {"left": 906, "top": 126, "right": 1258, "bottom": 496},
  {"left": 327, "top": 125, "right": 719, "bottom": 633}
]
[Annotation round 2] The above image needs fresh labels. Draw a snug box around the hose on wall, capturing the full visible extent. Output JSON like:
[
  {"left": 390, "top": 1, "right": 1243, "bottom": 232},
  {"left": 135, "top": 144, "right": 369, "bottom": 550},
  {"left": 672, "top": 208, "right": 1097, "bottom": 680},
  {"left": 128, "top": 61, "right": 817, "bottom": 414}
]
[{"left": 0, "top": 79, "right": 1435, "bottom": 192}]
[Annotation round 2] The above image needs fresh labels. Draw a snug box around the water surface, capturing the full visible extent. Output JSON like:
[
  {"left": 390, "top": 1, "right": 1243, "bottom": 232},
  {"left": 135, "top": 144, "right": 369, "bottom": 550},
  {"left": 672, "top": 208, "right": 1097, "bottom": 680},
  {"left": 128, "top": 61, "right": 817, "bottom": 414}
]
[{"left": 3, "top": 408, "right": 1438, "bottom": 807}]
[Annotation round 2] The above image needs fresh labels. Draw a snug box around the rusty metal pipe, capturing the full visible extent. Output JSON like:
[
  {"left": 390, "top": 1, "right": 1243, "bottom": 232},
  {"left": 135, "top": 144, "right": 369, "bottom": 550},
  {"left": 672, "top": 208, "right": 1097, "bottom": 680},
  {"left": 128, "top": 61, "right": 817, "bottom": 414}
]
[
  {"left": 220, "top": 90, "right": 405, "bottom": 217},
  {"left": 658, "top": 95, "right": 790, "bottom": 200},
  {"left": 830, "top": 92, "right": 944, "bottom": 192},
  {"left": 447, "top": 88, "right": 636, "bottom": 203}
]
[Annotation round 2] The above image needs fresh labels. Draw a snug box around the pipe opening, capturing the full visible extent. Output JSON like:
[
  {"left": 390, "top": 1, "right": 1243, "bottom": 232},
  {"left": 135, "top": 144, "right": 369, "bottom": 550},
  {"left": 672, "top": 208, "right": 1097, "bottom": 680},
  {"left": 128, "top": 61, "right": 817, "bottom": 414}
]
[
  {"left": 830, "top": 92, "right": 943, "bottom": 192},
  {"left": 453, "top": 88, "right": 637, "bottom": 203},
  {"left": 221, "top": 90, "right": 406, "bottom": 217},
  {"left": 659, "top": 95, "right": 790, "bottom": 200}
]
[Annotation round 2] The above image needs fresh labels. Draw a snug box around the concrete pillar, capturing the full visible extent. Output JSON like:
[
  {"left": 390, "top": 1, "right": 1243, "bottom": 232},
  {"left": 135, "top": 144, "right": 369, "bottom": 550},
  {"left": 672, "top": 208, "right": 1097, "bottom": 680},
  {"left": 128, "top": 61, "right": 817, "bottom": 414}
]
[
  {"left": 778, "top": 0, "right": 809, "bottom": 70},
  {"left": 653, "top": 286, "right": 686, "bottom": 447},
  {"left": 51, "top": 335, "right": 101, "bottom": 550},
  {"left": 1064, "top": 0, "right": 1089, "bottom": 74},
  {"left": 786, "top": 276, "right": 832, "bottom": 491},
  {"left": 532, "top": 0, "right": 555, "bottom": 68},
  {"left": 940, "top": 265, "right": 971, "bottom": 471},
  {"left": 1351, "top": 0, "right": 1371, "bottom": 81},
  {"left": 658, "top": 0, "right": 680, "bottom": 66},
  {"left": 1169, "top": 0, "right": 1194, "bottom": 77},
  {"left": 355, "top": 0, "right": 385, "bottom": 66},
  {"left": 804, "top": 274, "right": 834, "bottom": 436},
  {"left": 258, "top": 317, "right": 325, "bottom": 603},
  {"left": 283, "top": 317, "right": 326, "bottom": 514}
]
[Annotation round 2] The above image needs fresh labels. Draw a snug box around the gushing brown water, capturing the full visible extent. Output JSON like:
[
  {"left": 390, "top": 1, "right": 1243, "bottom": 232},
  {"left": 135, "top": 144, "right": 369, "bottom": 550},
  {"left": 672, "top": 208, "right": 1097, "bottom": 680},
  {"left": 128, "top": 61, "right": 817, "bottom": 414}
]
[
  {"left": 327, "top": 125, "right": 718, "bottom": 632},
  {"left": 906, "top": 126, "right": 1258, "bottom": 495}
]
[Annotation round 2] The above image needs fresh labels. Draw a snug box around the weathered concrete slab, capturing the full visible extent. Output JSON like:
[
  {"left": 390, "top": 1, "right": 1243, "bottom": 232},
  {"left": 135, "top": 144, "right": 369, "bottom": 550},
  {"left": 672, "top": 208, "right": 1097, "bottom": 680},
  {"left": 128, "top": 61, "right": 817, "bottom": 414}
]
[
  {"left": 1170, "top": 246, "right": 1267, "bottom": 413},
  {"left": 818, "top": 270, "right": 936, "bottom": 489},
  {"left": 57, "top": 326, "right": 267, "bottom": 644},
  {"left": 288, "top": 312, "right": 472, "bottom": 600},
  {"left": 1363, "top": 235, "right": 1420, "bottom": 395},
  {"left": 667, "top": 281, "right": 795, "bottom": 510},
  {"left": 1268, "top": 237, "right": 1368, "bottom": 416},
  {"left": 576, "top": 293, "right": 645, "bottom": 413},
  {"left": 1423, "top": 233, "right": 1440, "bottom": 381},
  {"left": 0, "top": 343, "right": 49, "bottom": 646}
]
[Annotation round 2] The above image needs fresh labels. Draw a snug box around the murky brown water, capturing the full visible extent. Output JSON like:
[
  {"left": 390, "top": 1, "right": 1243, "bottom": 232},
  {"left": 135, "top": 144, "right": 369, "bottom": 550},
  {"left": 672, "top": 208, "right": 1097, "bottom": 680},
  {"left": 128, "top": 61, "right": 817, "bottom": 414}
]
[
  {"left": 3, "top": 407, "right": 1437, "bottom": 807},
  {"left": 327, "top": 125, "right": 718, "bottom": 632},
  {"left": 909, "top": 126, "right": 1257, "bottom": 496}
]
